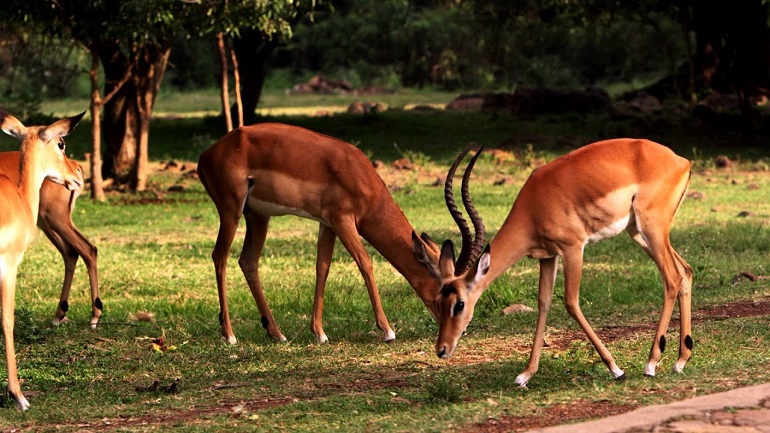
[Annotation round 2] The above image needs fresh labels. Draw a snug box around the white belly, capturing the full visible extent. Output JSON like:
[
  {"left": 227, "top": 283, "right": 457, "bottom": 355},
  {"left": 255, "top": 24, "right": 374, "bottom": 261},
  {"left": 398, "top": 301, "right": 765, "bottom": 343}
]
[{"left": 585, "top": 215, "right": 630, "bottom": 244}]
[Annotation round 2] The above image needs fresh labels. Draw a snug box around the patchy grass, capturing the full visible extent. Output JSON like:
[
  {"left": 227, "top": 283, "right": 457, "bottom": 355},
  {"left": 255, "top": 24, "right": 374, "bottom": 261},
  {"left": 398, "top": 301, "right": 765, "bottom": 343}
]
[{"left": 0, "top": 106, "right": 769, "bottom": 432}]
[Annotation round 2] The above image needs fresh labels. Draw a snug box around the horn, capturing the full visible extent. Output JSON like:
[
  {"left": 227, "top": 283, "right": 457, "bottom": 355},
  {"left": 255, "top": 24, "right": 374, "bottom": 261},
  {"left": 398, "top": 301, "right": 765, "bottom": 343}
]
[
  {"left": 445, "top": 143, "right": 486, "bottom": 275},
  {"left": 458, "top": 144, "right": 486, "bottom": 274}
]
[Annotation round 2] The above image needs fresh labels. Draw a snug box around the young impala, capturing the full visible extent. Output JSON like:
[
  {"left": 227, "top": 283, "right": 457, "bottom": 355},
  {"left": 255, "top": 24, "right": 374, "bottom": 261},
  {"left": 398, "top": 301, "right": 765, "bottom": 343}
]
[
  {"left": 0, "top": 108, "right": 85, "bottom": 411},
  {"left": 0, "top": 152, "right": 101, "bottom": 329},
  {"left": 197, "top": 123, "right": 450, "bottom": 345},
  {"left": 433, "top": 139, "right": 693, "bottom": 385}
]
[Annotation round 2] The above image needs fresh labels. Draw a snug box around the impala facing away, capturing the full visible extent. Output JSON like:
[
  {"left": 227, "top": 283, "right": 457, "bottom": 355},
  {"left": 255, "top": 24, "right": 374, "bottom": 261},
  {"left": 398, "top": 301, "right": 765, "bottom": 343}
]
[
  {"left": 197, "top": 123, "right": 447, "bottom": 344},
  {"left": 0, "top": 108, "right": 85, "bottom": 411},
  {"left": 0, "top": 152, "right": 101, "bottom": 329},
  {"left": 433, "top": 139, "right": 693, "bottom": 385}
]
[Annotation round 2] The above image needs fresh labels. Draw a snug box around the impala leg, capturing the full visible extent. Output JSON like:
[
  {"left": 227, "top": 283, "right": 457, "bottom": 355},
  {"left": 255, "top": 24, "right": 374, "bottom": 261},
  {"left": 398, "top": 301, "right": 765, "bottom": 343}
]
[
  {"left": 212, "top": 212, "right": 240, "bottom": 345},
  {"left": 311, "top": 224, "right": 336, "bottom": 344},
  {"left": 515, "top": 256, "right": 558, "bottom": 387},
  {"left": 79, "top": 232, "right": 102, "bottom": 329},
  {"left": 334, "top": 221, "right": 395, "bottom": 342},
  {"left": 562, "top": 248, "right": 625, "bottom": 380},
  {"left": 672, "top": 249, "right": 693, "bottom": 373},
  {"left": 239, "top": 212, "right": 286, "bottom": 342},
  {"left": 2, "top": 269, "right": 29, "bottom": 411},
  {"left": 40, "top": 217, "right": 102, "bottom": 329},
  {"left": 39, "top": 223, "right": 75, "bottom": 325},
  {"left": 630, "top": 221, "right": 692, "bottom": 377}
]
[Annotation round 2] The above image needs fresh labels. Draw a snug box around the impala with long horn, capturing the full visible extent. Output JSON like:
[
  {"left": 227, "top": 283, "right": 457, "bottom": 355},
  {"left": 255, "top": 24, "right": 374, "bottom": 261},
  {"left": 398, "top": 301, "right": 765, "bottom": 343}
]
[
  {"left": 0, "top": 108, "right": 85, "bottom": 411},
  {"left": 0, "top": 152, "right": 101, "bottom": 329},
  {"left": 434, "top": 139, "right": 692, "bottom": 385},
  {"left": 197, "top": 122, "right": 448, "bottom": 345}
]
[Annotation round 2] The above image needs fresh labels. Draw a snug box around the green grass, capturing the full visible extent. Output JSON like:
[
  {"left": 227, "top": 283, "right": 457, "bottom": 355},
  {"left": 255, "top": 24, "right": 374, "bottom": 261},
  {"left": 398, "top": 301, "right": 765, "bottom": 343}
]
[
  {"left": 1, "top": 101, "right": 770, "bottom": 431},
  {"left": 39, "top": 87, "right": 458, "bottom": 119}
]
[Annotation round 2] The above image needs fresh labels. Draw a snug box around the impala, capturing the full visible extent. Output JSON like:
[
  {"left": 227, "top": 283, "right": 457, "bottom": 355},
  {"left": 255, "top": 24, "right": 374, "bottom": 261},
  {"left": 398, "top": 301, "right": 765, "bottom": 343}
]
[
  {"left": 0, "top": 108, "right": 85, "bottom": 411},
  {"left": 197, "top": 123, "right": 447, "bottom": 344},
  {"left": 434, "top": 139, "right": 693, "bottom": 385},
  {"left": 0, "top": 152, "right": 101, "bottom": 329}
]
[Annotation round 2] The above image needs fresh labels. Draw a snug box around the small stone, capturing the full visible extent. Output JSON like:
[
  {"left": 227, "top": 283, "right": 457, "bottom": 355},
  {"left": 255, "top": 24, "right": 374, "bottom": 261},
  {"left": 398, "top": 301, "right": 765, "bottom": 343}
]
[{"left": 502, "top": 304, "right": 534, "bottom": 315}]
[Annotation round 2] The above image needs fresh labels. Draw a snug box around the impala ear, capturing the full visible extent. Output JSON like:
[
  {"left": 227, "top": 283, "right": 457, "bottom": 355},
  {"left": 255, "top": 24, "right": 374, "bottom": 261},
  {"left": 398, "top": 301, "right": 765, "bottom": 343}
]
[
  {"left": 39, "top": 111, "right": 85, "bottom": 142},
  {"left": 465, "top": 245, "right": 490, "bottom": 287},
  {"left": 412, "top": 231, "right": 441, "bottom": 280},
  {"left": 439, "top": 240, "right": 456, "bottom": 280},
  {"left": 0, "top": 107, "right": 28, "bottom": 140}
]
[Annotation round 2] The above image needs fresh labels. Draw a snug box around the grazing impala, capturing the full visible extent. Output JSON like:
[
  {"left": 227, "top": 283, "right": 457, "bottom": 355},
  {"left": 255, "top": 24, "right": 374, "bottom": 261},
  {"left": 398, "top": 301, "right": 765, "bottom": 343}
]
[
  {"left": 0, "top": 152, "right": 101, "bottom": 329},
  {"left": 0, "top": 108, "right": 85, "bottom": 411},
  {"left": 433, "top": 139, "right": 693, "bottom": 385},
  {"left": 197, "top": 123, "right": 447, "bottom": 344}
]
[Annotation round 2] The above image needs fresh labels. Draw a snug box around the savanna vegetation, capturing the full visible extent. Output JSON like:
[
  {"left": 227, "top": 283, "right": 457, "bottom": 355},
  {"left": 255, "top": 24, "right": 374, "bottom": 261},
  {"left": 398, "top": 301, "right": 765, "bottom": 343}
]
[
  {"left": 0, "top": 0, "right": 769, "bottom": 431},
  {"left": 0, "top": 100, "right": 767, "bottom": 431}
]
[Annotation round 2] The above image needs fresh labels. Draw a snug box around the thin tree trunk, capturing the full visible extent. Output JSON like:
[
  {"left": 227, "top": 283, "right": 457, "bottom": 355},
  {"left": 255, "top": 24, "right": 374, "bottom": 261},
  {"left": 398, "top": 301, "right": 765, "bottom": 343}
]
[
  {"left": 132, "top": 45, "right": 170, "bottom": 191},
  {"left": 216, "top": 33, "right": 233, "bottom": 132},
  {"left": 232, "top": 30, "right": 279, "bottom": 123},
  {"left": 230, "top": 46, "right": 244, "bottom": 128},
  {"left": 88, "top": 52, "right": 106, "bottom": 202}
]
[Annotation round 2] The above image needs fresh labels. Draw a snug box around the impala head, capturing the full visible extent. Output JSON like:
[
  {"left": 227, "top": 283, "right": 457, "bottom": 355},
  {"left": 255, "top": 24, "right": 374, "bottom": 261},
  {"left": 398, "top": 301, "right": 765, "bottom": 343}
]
[
  {"left": 0, "top": 108, "right": 86, "bottom": 191},
  {"left": 430, "top": 144, "right": 491, "bottom": 359}
]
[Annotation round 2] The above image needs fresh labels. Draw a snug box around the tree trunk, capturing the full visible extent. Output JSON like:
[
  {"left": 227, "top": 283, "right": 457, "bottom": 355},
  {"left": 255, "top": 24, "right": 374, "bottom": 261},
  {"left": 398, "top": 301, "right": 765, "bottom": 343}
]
[
  {"left": 230, "top": 46, "right": 244, "bottom": 128},
  {"left": 216, "top": 33, "right": 233, "bottom": 133},
  {"left": 231, "top": 29, "right": 279, "bottom": 124},
  {"left": 100, "top": 42, "right": 169, "bottom": 190},
  {"left": 88, "top": 52, "right": 106, "bottom": 202},
  {"left": 87, "top": 44, "right": 132, "bottom": 201},
  {"left": 100, "top": 46, "right": 137, "bottom": 183},
  {"left": 131, "top": 44, "right": 170, "bottom": 191}
]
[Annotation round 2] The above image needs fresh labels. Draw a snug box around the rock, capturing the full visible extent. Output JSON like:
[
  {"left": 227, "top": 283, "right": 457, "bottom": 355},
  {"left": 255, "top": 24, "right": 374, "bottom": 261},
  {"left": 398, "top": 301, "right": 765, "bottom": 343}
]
[{"left": 502, "top": 304, "right": 534, "bottom": 315}]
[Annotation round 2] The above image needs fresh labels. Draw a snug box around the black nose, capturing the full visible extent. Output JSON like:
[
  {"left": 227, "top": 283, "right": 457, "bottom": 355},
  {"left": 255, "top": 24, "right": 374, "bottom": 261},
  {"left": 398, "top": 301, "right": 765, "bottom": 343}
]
[{"left": 437, "top": 346, "right": 446, "bottom": 358}]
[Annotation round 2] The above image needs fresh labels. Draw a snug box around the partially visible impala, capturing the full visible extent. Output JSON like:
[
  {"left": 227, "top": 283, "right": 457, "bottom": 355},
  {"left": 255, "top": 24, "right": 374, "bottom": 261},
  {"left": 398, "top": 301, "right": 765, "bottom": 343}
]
[
  {"left": 0, "top": 108, "right": 85, "bottom": 411},
  {"left": 197, "top": 123, "right": 451, "bottom": 344},
  {"left": 0, "top": 152, "right": 101, "bottom": 329},
  {"left": 433, "top": 139, "right": 693, "bottom": 385}
]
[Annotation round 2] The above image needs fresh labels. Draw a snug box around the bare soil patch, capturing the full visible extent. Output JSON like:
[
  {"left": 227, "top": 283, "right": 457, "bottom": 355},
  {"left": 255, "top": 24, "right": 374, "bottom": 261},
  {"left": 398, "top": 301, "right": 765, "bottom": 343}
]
[
  {"left": 465, "top": 399, "right": 639, "bottom": 433},
  {"left": 15, "top": 299, "right": 767, "bottom": 432}
]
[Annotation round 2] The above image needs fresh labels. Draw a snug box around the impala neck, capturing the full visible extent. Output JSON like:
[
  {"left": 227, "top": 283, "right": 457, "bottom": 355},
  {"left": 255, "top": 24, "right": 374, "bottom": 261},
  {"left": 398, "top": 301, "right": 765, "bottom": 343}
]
[
  {"left": 359, "top": 199, "right": 437, "bottom": 303},
  {"left": 17, "top": 143, "right": 46, "bottom": 220},
  {"left": 482, "top": 209, "right": 536, "bottom": 289}
]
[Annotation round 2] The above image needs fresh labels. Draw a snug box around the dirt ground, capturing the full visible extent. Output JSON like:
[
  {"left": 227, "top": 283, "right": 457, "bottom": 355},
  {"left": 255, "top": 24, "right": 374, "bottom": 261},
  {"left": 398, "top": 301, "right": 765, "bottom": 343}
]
[
  {"left": 56, "top": 158, "right": 766, "bottom": 432},
  {"left": 33, "top": 298, "right": 768, "bottom": 433}
]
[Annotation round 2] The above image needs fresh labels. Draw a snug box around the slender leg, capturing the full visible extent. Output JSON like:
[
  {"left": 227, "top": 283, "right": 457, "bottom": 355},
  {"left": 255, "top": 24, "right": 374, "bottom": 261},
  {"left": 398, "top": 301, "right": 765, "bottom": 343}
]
[
  {"left": 672, "top": 249, "right": 693, "bottom": 373},
  {"left": 39, "top": 218, "right": 102, "bottom": 328},
  {"left": 630, "top": 225, "right": 692, "bottom": 376},
  {"left": 2, "top": 269, "right": 29, "bottom": 411},
  {"left": 628, "top": 204, "right": 693, "bottom": 376},
  {"left": 311, "top": 224, "right": 336, "bottom": 344},
  {"left": 562, "top": 247, "right": 625, "bottom": 380},
  {"left": 515, "top": 256, "right": 558, "bottom": 387},
  {"left": 37, "top": 183, "right": 103, "bottom": 329},
  {"left": 239, "top": 212, "right": 286, "bottom": 342},
  {"left": 213, "top": 212, "right": 240, "bottom": 344},
  {"left": 333, "top": 220, "right": 395, "bottom": 342},
  {"left": 38, "top": 222, "right": 75, "bottom": 324}
]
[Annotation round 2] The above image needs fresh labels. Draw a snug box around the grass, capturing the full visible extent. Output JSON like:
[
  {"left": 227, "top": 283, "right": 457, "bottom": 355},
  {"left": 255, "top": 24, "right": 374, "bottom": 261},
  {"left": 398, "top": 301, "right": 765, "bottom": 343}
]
[{"left": 0, "top": 95, "right": 769, "bottom": 431}]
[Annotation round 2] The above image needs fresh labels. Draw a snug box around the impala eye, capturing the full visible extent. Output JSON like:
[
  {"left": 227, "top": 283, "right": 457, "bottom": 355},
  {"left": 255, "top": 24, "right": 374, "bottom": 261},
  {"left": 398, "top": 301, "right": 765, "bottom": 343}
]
[
  {"left": 453, "top": 300, "right": 465, "bottom": 315},
  {"left": 58, "top": 141, "right": 65, "bottom": 151}
]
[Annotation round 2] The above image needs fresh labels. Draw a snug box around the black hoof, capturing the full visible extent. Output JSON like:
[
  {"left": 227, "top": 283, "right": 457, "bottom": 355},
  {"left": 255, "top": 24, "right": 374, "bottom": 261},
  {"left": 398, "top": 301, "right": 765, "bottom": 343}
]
[{"left": 615, "top": 373, "right": 627, "bottom": 381}]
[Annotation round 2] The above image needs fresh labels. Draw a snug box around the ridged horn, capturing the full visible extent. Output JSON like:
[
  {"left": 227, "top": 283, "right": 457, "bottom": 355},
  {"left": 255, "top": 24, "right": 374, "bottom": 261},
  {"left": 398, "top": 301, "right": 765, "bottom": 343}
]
[
  {"left": 459, "top": 144, "right": 486, "bottom": 275},
  {"left": 445, "top": 143, "right": 486, "bottom": 276}
]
